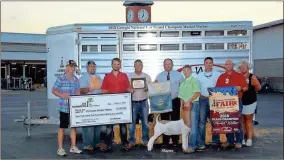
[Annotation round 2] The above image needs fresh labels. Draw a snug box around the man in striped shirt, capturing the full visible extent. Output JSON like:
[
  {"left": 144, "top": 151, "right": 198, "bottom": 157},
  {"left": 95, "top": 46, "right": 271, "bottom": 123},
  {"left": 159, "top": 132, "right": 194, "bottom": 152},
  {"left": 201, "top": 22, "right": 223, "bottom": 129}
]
[{"left": 52, "top": 60, "right": 82, "bottom": 157}]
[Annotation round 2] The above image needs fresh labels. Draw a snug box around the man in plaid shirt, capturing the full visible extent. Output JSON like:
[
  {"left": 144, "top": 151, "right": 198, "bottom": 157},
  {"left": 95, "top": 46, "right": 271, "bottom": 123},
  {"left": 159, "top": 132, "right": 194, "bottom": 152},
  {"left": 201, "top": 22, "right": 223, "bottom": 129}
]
[{"left": 52, "top": 60, "right": 82, "bottom": 157}]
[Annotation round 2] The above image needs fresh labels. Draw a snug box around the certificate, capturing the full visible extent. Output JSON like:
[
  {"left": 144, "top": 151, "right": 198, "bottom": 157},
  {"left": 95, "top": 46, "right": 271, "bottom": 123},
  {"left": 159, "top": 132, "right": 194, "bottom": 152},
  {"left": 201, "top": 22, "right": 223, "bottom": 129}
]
[
  {"left": 69, "top": 93, "right": 132, "bottom": 128},
  {"left": 131, "top": 78, "right": 146, "bottom": 89}
]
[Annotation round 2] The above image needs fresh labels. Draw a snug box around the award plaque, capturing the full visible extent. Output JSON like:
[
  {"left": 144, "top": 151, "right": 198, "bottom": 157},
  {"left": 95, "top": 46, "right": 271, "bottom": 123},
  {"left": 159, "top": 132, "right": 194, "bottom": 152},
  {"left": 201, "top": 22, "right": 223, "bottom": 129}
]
[{"left": 131, "top": 78, "right": 146, "bottom": 89}]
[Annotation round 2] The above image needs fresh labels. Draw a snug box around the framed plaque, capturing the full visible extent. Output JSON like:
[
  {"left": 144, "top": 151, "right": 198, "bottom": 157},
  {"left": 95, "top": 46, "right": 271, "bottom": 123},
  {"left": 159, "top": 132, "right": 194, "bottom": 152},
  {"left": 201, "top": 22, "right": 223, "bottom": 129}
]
[{"left": 131, "top": 78, "right": 146, "bottom": 89}]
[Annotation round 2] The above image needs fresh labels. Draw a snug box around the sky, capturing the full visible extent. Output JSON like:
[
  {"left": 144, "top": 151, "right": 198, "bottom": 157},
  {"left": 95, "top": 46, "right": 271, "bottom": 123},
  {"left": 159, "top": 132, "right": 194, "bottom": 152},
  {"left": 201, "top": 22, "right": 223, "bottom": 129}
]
[{"left": 1, "top": 1, "right": 283, "bottom": 34}]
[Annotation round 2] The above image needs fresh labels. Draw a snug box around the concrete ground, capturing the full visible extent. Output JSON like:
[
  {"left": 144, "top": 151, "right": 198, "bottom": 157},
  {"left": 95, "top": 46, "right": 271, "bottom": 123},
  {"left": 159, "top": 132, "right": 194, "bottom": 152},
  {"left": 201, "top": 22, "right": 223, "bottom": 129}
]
[{"left": 1, "top": 90, "right": 283, "bottom": 159}]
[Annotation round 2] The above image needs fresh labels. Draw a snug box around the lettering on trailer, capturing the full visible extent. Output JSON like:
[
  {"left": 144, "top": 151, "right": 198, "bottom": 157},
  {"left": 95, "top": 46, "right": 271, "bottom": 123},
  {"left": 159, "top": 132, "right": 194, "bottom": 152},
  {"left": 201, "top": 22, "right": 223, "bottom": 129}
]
[
  {"left": 54, "top": 57, "right": 65, "bottom": 77},
  {"left": 108, "top": 25, "right": 209, "bottom": 30},
  {"left": 107, "top": 24, "right": 249, "bottom": 30},
  {"left": 54, "top": 57, "right": 80, "bottom": 77},
  {"left": 177, "top": 64, "right": 226, "bottom": 74}
]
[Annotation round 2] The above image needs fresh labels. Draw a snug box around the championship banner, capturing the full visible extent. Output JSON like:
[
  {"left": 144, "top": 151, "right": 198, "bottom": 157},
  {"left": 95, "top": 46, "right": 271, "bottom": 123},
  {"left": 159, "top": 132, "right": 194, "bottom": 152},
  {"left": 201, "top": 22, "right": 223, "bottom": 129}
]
[
  {"left": 69, "top": 93, "right": 132, "bottom": 128},
  {"left": 208, "top": 86, "right": 240, "bottom": 134},
  {"left": 148, "top": 81, "right": 172, "bottom": 113}
]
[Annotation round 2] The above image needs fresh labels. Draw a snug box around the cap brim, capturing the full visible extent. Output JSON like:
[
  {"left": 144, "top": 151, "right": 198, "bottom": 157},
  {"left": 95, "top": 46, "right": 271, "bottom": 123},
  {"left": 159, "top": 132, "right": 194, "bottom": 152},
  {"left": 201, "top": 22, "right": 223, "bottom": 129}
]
[{"left": 67, "top": 64, "right": 78, "bottom": 67}]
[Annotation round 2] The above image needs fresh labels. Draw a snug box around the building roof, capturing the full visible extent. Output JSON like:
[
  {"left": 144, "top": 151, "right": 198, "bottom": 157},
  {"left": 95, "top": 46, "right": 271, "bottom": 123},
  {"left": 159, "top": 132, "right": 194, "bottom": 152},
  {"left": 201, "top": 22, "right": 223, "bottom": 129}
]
[
  {"left": 1, "top": 32, "right": 46, "bottom": 44},
  {"left": 253, "top": 19, "right": 283, "bottom": 31},
  {"left": 123, "top": 0, "right": 154, "bottom": 6}
]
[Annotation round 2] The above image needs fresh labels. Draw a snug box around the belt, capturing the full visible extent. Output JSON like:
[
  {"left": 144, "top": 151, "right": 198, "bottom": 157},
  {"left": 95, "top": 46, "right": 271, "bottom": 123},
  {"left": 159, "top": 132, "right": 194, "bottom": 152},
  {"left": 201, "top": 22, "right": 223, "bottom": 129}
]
[
  {"left": 200, "top": 95, "right": 209, "bottom": 98},
  {"left": 132, "top": 99, "right": 147, "bottom": 103}
]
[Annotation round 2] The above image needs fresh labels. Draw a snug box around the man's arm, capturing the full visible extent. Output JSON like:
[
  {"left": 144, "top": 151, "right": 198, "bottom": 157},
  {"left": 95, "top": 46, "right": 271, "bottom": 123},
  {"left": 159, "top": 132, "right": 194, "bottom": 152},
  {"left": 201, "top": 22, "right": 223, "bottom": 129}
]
[
  {"left": 215, "top": 76, "right": 222, "bottom": 87},
  {"left": 186, "top": 79, "right": 201, "bottom": 104},
  {"left": 125, "top": 74, "right": 134, "bottom": 93},
  {"left": 154, "top": 73, "right": 159, "bottom": 83},
  {"left": 79, "top": 74, "right": 90, "bottom": 95},
  {"left": 102, "top": 90, "right": 108, "bottom": 93},
  {"left": 52, "top": 88, "right": 68, "bottom": 99},
  {"left": 143, "top": 74, "right": 152, "bottom": 92},
  {"left": 52, "top": 78, "right": 69, "bottom": 99},
  {"left": 101, "top": 75, "right": 108, "bottom": 93},
  {"left": 238, "top": 74, "right": 248, "bottom": 92},
  {"left": 80, "top": 88, "right": 89, "bottom": 95},
  {"left": 187, "top": 92, "right": 201, "bottom": 104}
]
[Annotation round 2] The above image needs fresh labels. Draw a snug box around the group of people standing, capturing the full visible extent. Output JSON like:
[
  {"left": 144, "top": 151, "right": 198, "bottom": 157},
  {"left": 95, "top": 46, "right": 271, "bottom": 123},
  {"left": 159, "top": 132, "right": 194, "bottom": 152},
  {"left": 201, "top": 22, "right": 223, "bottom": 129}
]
[{"left": 52, "top": 57, "right": 261, "bottom": 157}]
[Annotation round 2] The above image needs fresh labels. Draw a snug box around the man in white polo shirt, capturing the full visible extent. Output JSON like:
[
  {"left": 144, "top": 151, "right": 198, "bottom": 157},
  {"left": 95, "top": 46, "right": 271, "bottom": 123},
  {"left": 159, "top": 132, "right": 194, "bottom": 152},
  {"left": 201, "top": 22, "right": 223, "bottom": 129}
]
[{"left": 196, "top": 57, "right": 221, "bottom": 151}]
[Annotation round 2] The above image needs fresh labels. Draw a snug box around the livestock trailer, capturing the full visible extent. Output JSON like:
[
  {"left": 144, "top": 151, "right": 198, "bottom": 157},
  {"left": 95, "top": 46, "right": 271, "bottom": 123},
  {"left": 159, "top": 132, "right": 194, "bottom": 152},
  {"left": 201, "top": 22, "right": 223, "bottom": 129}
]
[{"left": 46, "top": 21, "right": 253, "bottom": 120}]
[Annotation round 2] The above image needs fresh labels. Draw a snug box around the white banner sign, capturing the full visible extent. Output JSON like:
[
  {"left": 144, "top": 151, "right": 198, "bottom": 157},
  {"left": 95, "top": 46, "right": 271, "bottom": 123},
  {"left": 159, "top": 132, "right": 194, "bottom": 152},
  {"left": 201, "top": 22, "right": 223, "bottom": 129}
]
[
  {"left": 69, "top": 93, "right": 132, "bottom": 128},
  {"left": 148, "top": 81, "right": 171, "bottom": 96}
]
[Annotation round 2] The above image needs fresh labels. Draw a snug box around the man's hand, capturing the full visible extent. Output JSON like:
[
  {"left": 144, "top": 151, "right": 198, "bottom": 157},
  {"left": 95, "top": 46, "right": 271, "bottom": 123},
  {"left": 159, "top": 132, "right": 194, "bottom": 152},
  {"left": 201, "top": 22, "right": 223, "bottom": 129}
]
[
  {"left": 144, "top": 88, "right": 148, "bottom": 92},
  {"left": 88, "top": 87, "right": 95, "bottom": 93},
  {"left": 62, "top": 93, "right": 70, "bottom": 99},
  {"left": 76, "top": 90, "right": 81, "bottom": 95},
  {"left": 128, "top": 88, "right": 135, "bottom": 93},
  {"left": 236, "top": 86, "right": 242, "bottom": 92}
]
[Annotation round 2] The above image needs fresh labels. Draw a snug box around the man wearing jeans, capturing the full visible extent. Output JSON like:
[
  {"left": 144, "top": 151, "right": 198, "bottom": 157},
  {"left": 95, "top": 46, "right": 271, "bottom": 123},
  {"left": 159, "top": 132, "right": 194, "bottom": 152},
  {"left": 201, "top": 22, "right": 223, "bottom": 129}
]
[
  {"left": 128, "top": 59, "right": 152, "bottom": 147},
  {"left": 100, "top": 58, "right": 134, "bottom": 152},
  {"left": 79, "top": 61, "right": 102, "bottom": 152},
  {"left": 178, "top": 65, "right": 201, "bottom": 153},
  {"left": 216, "top": 60, "right": 248, "bottom": 149},
  {"left": 196, "top": 57, "right": 221, "bottom": 151}
]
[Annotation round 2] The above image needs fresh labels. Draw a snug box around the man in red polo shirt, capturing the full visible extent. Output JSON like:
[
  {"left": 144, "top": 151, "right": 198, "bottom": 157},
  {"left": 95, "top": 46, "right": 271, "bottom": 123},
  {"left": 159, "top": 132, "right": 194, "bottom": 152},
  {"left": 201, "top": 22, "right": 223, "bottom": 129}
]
[
  {"left": 216, "top": 60, "right": 248, "bottom": 149},
  {"left": 99, "top": 58, "right": 133, "bottom": 152}
]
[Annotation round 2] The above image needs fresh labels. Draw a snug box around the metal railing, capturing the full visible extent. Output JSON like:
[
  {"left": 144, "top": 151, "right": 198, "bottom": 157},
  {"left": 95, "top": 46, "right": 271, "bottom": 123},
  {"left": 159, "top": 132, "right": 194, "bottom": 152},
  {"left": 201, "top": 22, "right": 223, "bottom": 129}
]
[
  {"left": 14, "top": 100, "right": 59, "bottom": 138},
  {"left": 2, "top": 77, "right": 34, "bottom": 90}
]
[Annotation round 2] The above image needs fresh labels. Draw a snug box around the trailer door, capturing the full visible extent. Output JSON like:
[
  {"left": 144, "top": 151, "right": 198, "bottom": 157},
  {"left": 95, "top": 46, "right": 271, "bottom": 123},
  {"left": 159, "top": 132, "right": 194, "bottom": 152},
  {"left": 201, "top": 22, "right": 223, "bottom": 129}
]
[{"left": 78, "top": 33, "right": 119, "bottom": 79}]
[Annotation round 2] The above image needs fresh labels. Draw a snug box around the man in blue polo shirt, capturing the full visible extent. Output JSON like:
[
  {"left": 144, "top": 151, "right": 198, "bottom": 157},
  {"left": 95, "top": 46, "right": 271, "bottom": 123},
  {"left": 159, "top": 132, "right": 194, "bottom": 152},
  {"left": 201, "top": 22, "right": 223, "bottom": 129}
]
[
  {"left": 79, "top": 61, "right": 103, "bottom": 152},
  {"left": 155, "top": 58, "right": 184, "bottom": 151}
]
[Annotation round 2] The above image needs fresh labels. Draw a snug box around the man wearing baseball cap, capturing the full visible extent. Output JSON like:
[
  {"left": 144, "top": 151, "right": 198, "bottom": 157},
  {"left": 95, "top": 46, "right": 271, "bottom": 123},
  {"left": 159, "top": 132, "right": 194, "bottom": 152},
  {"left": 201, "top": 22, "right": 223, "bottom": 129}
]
[
  {"left": 79, "top": 60, "right": 103, "bottom": 152},
  {"left": 52, "top": 60, "right": 82, "bottom": 156}
]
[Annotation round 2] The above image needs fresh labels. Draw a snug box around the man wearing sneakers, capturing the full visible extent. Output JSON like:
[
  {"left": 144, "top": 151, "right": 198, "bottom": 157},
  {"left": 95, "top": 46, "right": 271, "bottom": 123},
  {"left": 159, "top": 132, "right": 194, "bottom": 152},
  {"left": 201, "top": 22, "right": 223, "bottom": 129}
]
[
  {"left": 216, "top": 60, "right": 248, "bottom": 149},
  {"left": 196, "top": 57, "right": 221, "bottom": 151},
  {"left": 128, "top": 59, "right": 152, "bottom": 148},
  {"left": 80, "top": 61, "right": 103, "bottom": 152},
  {"left": 52, "top": 60, "right": 82, "bottom": 156}
]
